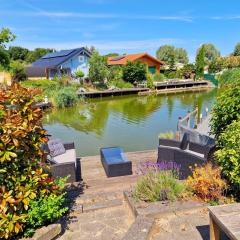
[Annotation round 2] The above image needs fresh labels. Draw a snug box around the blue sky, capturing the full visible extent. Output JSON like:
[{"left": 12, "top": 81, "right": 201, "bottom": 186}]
[{"left": 1, "top": 0, "right": 240, "bottom": 61}]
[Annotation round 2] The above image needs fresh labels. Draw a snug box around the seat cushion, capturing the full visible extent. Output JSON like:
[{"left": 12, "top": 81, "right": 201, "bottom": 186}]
[
  {"left": 52, "top": 149, "right": 76, "bottom": 164},
  {"left": 100, "top": 147, "right": 129, "bottom": 164},
  {"left": 48, "top": 139, "right": 66, "bottom": 157}
]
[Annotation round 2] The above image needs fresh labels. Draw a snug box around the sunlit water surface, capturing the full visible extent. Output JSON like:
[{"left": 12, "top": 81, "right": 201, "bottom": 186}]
[{"left": 43, "top": 89, "right": 217, "bottom": 156}]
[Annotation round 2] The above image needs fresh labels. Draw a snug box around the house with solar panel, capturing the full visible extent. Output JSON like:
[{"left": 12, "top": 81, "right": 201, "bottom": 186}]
[{"left": 26, "top": 47, "right": 91, "bottom": 80}]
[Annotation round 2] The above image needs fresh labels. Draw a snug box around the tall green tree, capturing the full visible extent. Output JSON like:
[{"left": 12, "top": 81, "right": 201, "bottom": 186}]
[
  {"left": 156, "top": 45, "right": 188, "bottom": 66},
  {"left": 195, "top": 45, "right": 205, "bottom": 79},
  {"left": 232, "top": 42, "right": 240, "bottom": 56},
  {"left": 0, "top": 28, "right": 15, "bottom": 69},
  {"left": 201, "top": 43, "right": 220, "bottom": 62},
  {"left": 175, "top": 48, "right": 189, "bottom": 64},
  {"left": 85, "top": 45, "right": 97, "bottom": 54},
  {"left": 89, "top": 52, "right": 109, "bottom": 83},
  {"left": 0, "top": 49, "right": 10, "bottom": 69},
  {"left": 0, "top": 28, "right": 15, "bottom": 49},
  {"left": 156, "top": 45, "right": 175, "bottom": 65},
  {"left": 8, "top": 46, "right": 29, "bottom": 61},
  {"left": 26, "top": 48, "right": 54, "bottom": 63}
]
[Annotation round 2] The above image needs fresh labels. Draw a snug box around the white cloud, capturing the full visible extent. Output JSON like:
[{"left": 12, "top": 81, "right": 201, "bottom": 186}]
[
  {"left": 33, "top": 11, "right": 193, "bottom": 22},
  {"left": 211, "top": 15, "right": 240, "bottom": 20},
  {"left": 1, "top": 10, "right": 193, "bottom": 22}
]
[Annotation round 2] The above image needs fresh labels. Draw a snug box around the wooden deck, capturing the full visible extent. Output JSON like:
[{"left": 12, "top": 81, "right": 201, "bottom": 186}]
[
  {"left": 81, "top": 150, "right": 157, "bottom": 194},
  {"left": 77, "top": 80, "right": 213, "bottom": 98},
  {"left": 77, "top": 88, "right": 149, "bottom": 98}
]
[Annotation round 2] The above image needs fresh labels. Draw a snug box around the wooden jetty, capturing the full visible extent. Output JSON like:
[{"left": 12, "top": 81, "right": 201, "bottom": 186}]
[
  {"left": 78, "top": 80, "right": 213, "bottom": 98},
  {"left": 33, "top": 102, "right": 52, "bottom": 110},
  {"left": 154, "top": 80, "right": 209, "bottom": 90},
  {"left": 80, "top": 150, "right": 157, "bottom": 194},
  {"left": 77, "top": 88, "right": 149, "bottom": 98}
]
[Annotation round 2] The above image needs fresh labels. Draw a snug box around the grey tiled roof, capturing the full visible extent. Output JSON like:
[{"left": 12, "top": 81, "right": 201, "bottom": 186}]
[{"left": 31, "top": 47, "right": 91, "bottom": 68}]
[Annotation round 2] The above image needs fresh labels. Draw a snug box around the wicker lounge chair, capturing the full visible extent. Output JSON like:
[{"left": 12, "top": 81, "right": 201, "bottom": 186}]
[
  {"left": 100, "top": 147, "right": 132, "bottom": 177},
  {"left": 157, "top": 133, "right": 215, "bottom": 179},
  {"left": 45, "top": 139, "right": 82, "bottom": 183}
]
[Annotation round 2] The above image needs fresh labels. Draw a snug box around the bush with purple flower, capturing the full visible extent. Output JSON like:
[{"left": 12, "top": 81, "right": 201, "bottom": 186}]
[
  {"left": 134, "top": 161, "right": 186, "bottom": 202},
  {"left": 136, "top": 161, "right": 181, "bottom": 177}
]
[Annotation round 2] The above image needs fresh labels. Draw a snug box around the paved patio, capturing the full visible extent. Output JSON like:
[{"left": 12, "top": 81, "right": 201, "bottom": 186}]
[
  {"left": 60, "top": 150, "right": 229, "bottom": 240},
  {"left": 59, "top": 205, "right": 134, "bottom": 240}
]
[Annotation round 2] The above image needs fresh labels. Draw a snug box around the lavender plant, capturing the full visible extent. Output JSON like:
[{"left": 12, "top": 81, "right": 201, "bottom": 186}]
[
  {"left": 136, "top": 161, "right": 181, "bottom": 177},
  {"left": 134, "top": 161, "right": 185, "bottom": 202}
]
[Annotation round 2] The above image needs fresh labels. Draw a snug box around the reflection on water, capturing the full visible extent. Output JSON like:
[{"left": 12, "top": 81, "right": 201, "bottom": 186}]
[{"left": 44, "top": 89, "right": 217, "bottom": 156}]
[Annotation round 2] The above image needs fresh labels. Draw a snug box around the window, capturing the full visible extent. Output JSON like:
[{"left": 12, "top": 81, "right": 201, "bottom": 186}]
[
  {"left": 148, "top": 66, "right": 156, "bottom": 74},
  {"left": 79, "top": 56, "right": 84, "bottom": 62}
]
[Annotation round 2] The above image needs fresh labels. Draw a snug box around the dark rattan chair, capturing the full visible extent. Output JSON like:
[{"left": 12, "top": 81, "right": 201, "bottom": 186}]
[
  {"left": 157, "top": 134, "right": 215, "bottom": 179},
  {"left": 46, "top": 142, "right": 82, "bottom": 183},
  {"left": 100, "top": 147, "right": 132, "bottom": 177}
]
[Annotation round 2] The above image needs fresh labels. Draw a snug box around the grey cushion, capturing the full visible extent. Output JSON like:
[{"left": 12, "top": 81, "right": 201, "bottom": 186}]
[
  {"left": 53, "top": 149, "right": 76, "bottom": 164},
  {"left": 48, "top": 139, "right": 66, "bottom": 157}
]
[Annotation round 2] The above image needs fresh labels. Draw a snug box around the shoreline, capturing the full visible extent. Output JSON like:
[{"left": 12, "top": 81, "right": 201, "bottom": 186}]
[{"left": 77, "top": 80, "right": 214, "bottom": 98}]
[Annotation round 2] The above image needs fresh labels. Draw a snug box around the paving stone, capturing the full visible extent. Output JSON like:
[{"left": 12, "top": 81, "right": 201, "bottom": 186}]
[
  {"left": 122, "top": 216, "right": 155, "bottom": 240},
  {"left": 60, "top": 205, "right": 132, "bottom": 240}
]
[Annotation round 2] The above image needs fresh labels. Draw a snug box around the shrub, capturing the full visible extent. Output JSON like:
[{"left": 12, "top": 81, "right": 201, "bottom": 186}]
[
  {"left": 54, "top": 87, "right": 77, "bottom": 108},
  {"left": 74, "top": 69, "right": 84, "bottom": 79},
  {"left": 21, "top": 79, "right": 58, "bottom": 90},
  {"left": 153, "top": 73, "right": 166, "bottom": 82},
  {"left": 146, "top": 73, "right": 154, "bottom": 89},
  {"left": 159, "top": 131, "right": 175, "bottom": 139},
  {"left": 210, "top": 84, "right": 240, "bottom": 137},
  {"left": 164, "top": 70, "right": 177, "bottom": 79},
  {"left": 0, "top": 84, "right": 67, "bottom": 239},
  {"left": 215, "top": 121, "right": 240, "bottom": 192},
  {"left": 136, "top": 161, "right": 180, "bottom": 176},
  {"left": 107, "top": 79, "right": 133, "bottom": 89},
  {"left": 123, "top": 61, "right": 147, "bottom": 84},
  {"left": 54, "top": 74, "right": 71, "bottom": 87},
  {"left": 9, "top": 60, "right": 27, "bottom": 82},
  {"left": 89, "top": 52, "right": 109, "bottom": 83},
  {"left": 218, "top": 68, "right": 240, "bottom": 86},
  {"left": 180, "top": 64, "right": 195, "bottom": 79},
  {"left": 108, "top": 66, "right": 123, "bottom": 82},
  {"left": 24, "top": 193, "right": 68, "bottom": 237},
  {"left": 0, "top": 49, "right": 10, "bottom": 69},
  {"left": 134, "top": 170, "right": 186, "bottom": 202},
  {"left": 208, "top": 58, "right": 225, "bottom": 73},
  {"left": 187, "top": 163, "right": 227, "bottom": 203}
]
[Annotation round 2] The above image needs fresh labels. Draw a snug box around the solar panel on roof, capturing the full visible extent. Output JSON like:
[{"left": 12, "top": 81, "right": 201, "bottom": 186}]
[
  {"left": 111, "top": 56, "right": 125, "bottom": 61},
  {"left": 42, "top": 49, "right": 75, "bottom": 59}
]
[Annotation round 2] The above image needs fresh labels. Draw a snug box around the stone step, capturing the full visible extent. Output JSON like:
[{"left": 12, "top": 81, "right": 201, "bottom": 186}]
[
  {"left": 122, "top": 216, "right": 155, "bottom": 240},
  {"left": 74, "top": 190, "right": 124, "bottom": 204},
  {"left": 68, "top": 190, "right": 125, "bottom": 216},
  {"left": 70, "top": 198, "right": 123, "bottom": 215}
]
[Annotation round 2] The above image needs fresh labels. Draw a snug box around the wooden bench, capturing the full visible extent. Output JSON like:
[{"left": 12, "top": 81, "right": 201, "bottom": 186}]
[{"left": 208, "top": 203, "right": 240, "bottom": 240}]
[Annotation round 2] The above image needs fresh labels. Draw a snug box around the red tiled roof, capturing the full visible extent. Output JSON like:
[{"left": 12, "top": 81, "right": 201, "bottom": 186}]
[{"left": 107, "top": 53, "right": 164, "bottom": 66}]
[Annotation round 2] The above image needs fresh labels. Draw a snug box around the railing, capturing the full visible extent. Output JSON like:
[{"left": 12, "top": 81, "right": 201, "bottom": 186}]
[{"left": 176, "top": 107, "right": 211, "bottom": 142}]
